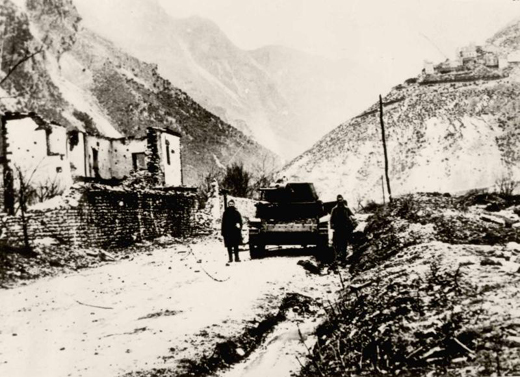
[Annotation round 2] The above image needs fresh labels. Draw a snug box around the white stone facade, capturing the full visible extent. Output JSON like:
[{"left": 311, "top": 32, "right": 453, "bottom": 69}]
[{"left": 1, "top": 113, "right": 184, "bottom": 213}]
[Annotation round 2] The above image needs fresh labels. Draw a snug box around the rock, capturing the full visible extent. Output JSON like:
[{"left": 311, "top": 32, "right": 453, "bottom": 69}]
[
  {"left": 99, "top": 250, "right": 116, "bottom": 262},
  {"left": 297, "top": 260, "right": 321, "bottom": 275},
  {"left": 506, "top": 336, "right": 520, "bottom": 347},
  {"left": 481, "top": 215, "right": 505, "bottom": 226},
  {"left": 155, "top": 235, "right": 174, "bottom": 246},
  {"left": 236, "top": 347, "right": 245, "bottom": 356},
  {"left": 33, "top": 237, "right": 59, "bottom": 247},
  {"left": 485, "top": 202, "right": 503, "bottom": 212},
  {"left": 48, "top": 259, "right": 63, "bottom": 267},
  {"left": 85, "top": 249, "right": 99, "bottom": 257},
  {"left": 507, "top": 242, "right": 520, "bottom": 252},
  {"left": 481, "top": 257, "right": 502, "bottom": 266}
]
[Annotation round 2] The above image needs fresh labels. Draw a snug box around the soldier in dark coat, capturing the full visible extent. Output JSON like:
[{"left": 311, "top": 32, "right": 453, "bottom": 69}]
[
  {"left": 221, "top": 200, "right": 243, "bottom": 263},
  {"left": 330, "top": 194, "right": 355, "bottom": 264}
]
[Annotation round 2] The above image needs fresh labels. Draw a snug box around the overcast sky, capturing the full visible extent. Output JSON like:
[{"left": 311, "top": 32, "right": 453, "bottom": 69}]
[
  {"left": 153, "top": 0, "right": 520, "bottom": 82},
  {"left": 74, "top": 0, "right": 520, "bottom": 110}
]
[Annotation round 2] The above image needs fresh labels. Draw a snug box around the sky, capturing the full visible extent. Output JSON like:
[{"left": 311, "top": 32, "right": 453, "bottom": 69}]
[
  {"left": 155, "top": 0, "right": 520, "bottom": 84},
  {"left": 73, "top": 0, "right": 520, "bottom": 90}
]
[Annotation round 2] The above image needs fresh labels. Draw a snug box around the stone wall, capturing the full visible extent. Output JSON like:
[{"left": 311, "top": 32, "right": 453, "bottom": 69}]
[
  {"left": 0, "top": 184, "right": 197, "bottom": 248},
  {"left": 221, "top": 196, "right": 257, "bottom": 220}
]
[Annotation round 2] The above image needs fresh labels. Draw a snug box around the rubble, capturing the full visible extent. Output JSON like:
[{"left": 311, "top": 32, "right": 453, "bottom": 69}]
[
  {"left": 300, "top": 192, "right": 520, "bottom": 376},
  {"left": 0, "top": 235, "right": 189, "bottom": 288}
]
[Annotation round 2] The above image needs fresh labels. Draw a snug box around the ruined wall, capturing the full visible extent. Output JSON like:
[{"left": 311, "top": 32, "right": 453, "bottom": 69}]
[
  {"left": 111, "top": 138, "right": 146, "bottom": 179},
  {"left": 67, "top": 131, "right": 86, "bottom": 177},
  {"left": 85, "top": 135, "right": 112, "bottom": 178},
  {"left": 219, "top": 196, "right": 257, "bottom": 220},
  {"left": 161, "top": 132, "right": 182, "bottom": 186},
  {"left": 1, "top": 185, "right": 197, "bottom": 248},
  {"left": 6, "top": 117, "right": 72, "bottom": 191},
  {"left": 0, "top": 163, "right": 4, "bottom": 213},
  {"left": 48, "top": 123, "right": 67, "bottom": 155}
]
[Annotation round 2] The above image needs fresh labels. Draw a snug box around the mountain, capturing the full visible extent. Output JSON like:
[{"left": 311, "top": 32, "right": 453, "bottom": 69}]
[
  {"left": 249, "top": 45, "right": 374, "bottom": 156},
  {"left": 281, "top": 24, "right": 520, "bottom": 203},
  {"left": 0, "top": 0, "right": 276, "bottom": 186},
  {"left": 72, "top": 0, "right": 376, "bottom": 159}
]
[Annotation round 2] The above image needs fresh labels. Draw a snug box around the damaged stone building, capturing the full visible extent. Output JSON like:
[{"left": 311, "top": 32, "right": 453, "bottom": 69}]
[{"left": 0, "top": 112, "right": 183, "bottom": 214}]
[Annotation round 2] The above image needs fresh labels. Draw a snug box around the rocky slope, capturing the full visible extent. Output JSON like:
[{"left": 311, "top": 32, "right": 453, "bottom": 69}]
[
  {"left": 72, "top": 0, "right": 375, "bottom": 159},
  {"left": 301, "top": 192, "right": 520, "bottom": 376},
  {"left": 281, "top": 25, "right": 520, "bottom": 203},
  {"left": 0, "top": 0, "right": 275, "bottom": 185}
]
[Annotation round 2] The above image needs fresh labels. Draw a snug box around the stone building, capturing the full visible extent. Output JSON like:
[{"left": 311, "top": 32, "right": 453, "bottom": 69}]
[{"left": 0, "top": 112, "right": 183, "bottom": 214}]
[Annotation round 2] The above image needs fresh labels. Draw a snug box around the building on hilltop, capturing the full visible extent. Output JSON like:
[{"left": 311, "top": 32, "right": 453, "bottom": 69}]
[
  {"left": 424, "top": 60, "right": 435, "bottom": 75},
  {"left": 0, "top": 112, "right": 183, "bottom": 214}
]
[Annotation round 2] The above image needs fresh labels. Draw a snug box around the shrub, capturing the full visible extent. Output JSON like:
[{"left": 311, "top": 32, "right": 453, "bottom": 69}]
[
  {"left": 72, "top": 110, "right": 98, "bottom": 135},
  {"left": 495, "top": 174, "right": 518, "bottom": 199},
  {"left": 220, "top": 163, "right": 252, "bottom": 198},
  {"left": 361, "top": 199, "right": 385, "bottom": 213}
]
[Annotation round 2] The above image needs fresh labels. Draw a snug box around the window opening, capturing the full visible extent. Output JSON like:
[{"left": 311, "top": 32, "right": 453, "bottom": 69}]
[
  {"left": 132, "top": 152, "right": 146, "bottom": 171},
  {"left": 165, "top": 139, "right": 171, "bottom": 165}
]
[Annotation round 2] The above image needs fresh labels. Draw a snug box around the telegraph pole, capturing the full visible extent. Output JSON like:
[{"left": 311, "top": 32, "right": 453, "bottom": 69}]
[{"left": 379, "top": 95, "right": 392, "bottom": 203}]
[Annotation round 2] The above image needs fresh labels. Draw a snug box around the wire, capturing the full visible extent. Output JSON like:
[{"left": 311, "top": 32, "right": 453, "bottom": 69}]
[{"left": 187, "top": 243, "right": 230, "bottom": 283}]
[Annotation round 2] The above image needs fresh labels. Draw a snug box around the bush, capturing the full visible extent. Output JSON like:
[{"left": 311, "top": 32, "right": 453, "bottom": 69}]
[
  {"left": 221, "top": 163, "right": 252, "bottom": 198},
  {"left": 495, "top": 175, "right": 518, "bottom": 199},
  {"left": 72, "top": 110, "right": 98, "bottom": 135},
  {"left": 360, "top": 199, "right": 385, "bottom": 213}
]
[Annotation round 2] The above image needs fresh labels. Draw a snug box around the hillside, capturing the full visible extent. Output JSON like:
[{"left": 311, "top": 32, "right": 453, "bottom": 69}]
[
  {"left": 0, "top": 0, "right": 276, "bottom": 185},
  {"left": 281, "top": 31, "right": 520, "bottom": 202},
  {"left": 301, "top": 192, "right": 520, "bottom": 376},
  {"left": 72, "top": 0, "right": 376, "bottom": 159}
]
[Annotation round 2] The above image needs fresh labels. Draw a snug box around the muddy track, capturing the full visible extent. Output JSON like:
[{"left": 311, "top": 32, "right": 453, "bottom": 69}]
[
  {"left": 124, "top": 293, "right": 316, "bottom": 377},
  {"left": 1, "top": 236, "right": 339, "bottom": 377}
]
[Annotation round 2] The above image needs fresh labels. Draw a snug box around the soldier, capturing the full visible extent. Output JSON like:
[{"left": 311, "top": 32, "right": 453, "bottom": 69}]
[
  {"left": 221, "top": 200, "right": 243, "bottom": 264},
  {"left": 330, "top": 194, "right": 355, "bottom": 264}
]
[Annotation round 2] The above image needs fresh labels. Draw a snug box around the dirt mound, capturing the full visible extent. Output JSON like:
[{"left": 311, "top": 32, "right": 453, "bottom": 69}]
[
  {"left": 349, "top": 193, "right": 520, "bottom": 274},
  {"left": 302, "top": 242, "right": 520, "bottom": 376},
  {"left": 299, "top": 192, "right": 520, "bottom": 376},
  {"left": 0, "top": 236, "right": 186, "bottom": 288}
]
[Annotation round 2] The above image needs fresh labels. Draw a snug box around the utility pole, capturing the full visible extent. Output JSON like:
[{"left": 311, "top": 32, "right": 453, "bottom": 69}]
[
  {"left": 381, "top": 175, "right": 386, "bottom": 204},
  {"left": 379, "top": 95, "right": 392, "bottom": 203}
]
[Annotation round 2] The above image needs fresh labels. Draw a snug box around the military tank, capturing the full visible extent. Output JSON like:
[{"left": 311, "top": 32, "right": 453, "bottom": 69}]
[{"left": 248, "top": 182, "right": 330, "bottom": 259}]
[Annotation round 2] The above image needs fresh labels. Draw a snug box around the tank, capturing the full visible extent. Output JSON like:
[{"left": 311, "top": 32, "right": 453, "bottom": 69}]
[{"left": 248, "top": 182, "right": 330, "bottom": 259}]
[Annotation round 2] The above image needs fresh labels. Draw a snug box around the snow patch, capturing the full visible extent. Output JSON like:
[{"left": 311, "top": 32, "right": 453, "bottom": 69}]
[
  {"left": 212, "top": 154, "right": 225, "bottom": 169},
  {"left": 117, "top": 67, "right": 150, "bottom": 89},
  {"left": 45, "top": 52, "right": 122, "bottom": 138}
]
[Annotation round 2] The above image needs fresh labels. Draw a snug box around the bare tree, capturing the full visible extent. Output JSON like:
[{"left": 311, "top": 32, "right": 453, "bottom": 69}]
[
  {"left": 13, "top": 165, "right": 35, "bottom": 251},
  {"left": 495, "top": 174, "right": 518, "bottom": 199},
  {"left": 251, "top": 152, "right": 278, "bottom": 191},
  {"left": 10, "top": 162, "right": 63, "bottom": 251}
]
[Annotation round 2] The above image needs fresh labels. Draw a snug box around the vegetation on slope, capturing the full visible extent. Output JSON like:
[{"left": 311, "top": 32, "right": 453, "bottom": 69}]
[{"left": 300, "top": 192, "right": 520, "bottom": 376}]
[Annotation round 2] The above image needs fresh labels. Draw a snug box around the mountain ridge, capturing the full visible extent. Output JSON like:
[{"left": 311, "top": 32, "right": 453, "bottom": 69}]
[
  {"left": 72, "top": 0, "right": 377, "bottom": 158},
  {"left": 281, "top": 23, "right": 520, "bottom": 203},
  {"left": 0, "top": 0, "right": 277, "bottom": 186}
]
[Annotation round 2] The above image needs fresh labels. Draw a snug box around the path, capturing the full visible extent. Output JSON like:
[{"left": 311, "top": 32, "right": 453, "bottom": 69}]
[{"left": 0, "top": 237, "right": 340, "bottom": 377}]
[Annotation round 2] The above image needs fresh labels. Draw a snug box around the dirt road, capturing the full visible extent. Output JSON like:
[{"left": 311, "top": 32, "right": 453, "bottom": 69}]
[{"left": 0, "top": 236, "right": 340, "bottom": 377}]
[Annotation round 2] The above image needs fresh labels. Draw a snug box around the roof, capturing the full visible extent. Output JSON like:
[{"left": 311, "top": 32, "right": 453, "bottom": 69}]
[{"left": 148, "top": 126, "right": 182, "bottom": 138}]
